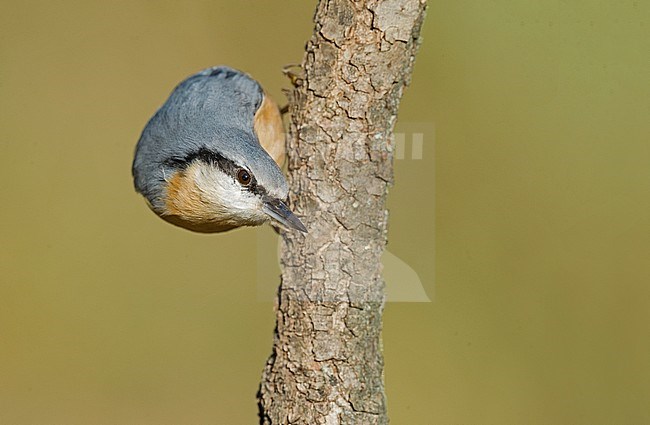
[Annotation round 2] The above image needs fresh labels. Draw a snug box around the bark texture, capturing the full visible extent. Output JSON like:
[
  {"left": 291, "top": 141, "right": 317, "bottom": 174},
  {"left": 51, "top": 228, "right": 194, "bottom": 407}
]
[{"left": 259, "top": 1, "right": 427, "bottom": 423}]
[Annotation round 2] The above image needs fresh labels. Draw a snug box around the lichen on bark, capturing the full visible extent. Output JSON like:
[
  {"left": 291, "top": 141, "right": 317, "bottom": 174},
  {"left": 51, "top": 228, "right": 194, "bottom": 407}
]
[{"left": 258, "top": 1, "right": 427, "bottom": 424}]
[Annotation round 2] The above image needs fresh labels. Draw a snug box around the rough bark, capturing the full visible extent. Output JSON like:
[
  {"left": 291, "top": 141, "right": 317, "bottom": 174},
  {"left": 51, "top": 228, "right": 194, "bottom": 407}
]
[{"left": 258, "top": 1, "right": 427, "bottom": 424}]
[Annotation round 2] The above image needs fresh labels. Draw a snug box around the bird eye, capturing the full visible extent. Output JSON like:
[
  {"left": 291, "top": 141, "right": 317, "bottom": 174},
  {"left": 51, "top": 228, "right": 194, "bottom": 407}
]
[{"left": 237, "top": 169, "right": 252, "bottom": 185}]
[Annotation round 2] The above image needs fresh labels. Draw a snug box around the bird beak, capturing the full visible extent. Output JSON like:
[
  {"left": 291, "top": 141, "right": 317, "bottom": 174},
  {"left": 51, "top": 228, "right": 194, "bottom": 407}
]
[{"left": 262, "top": 197, "right": 307, "bottom": 233}]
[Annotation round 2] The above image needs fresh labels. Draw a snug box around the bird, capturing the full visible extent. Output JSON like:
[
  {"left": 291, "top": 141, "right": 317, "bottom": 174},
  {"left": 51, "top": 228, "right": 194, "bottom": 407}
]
[{"left": 132, "top": 66, "right": 307, "bottom": 233}]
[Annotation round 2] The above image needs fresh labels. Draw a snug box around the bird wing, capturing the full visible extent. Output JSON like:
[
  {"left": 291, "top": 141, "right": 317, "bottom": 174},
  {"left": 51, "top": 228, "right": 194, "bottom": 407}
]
[{"left": 186, "top": 66, "right": 286, "bottom": 168}]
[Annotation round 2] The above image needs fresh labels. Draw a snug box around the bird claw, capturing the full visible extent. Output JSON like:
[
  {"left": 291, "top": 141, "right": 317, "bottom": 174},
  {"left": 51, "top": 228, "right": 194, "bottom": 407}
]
[{"left": 282, "top": 64, "right": 305, "bottom": 88}]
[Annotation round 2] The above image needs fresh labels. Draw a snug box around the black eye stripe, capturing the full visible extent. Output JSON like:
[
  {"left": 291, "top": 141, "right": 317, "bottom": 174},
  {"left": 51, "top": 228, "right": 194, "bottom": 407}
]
[
  {"left": 163, "top": 147, "right": 268, "bottom": 197},
  {"left": 163, "top": 147, "right": 237, "bottom": 174}
]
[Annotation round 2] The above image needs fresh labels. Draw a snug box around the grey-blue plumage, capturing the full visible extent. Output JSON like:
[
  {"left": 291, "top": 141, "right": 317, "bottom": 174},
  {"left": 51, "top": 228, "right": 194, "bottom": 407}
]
[{"left": 132, "top": 66, "right": 305, "bottom": 233}]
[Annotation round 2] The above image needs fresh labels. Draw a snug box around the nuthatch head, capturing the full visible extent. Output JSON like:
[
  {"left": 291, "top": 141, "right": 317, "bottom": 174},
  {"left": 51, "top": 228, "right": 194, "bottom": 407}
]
[{"left": 132, "top": 66, "right": 306, "bottom": 233}]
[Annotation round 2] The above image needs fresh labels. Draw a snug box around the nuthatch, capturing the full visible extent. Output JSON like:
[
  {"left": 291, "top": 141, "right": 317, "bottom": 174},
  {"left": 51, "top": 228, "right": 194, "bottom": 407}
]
[{"left": 132, "top": 66, "right": 306, "bottom": 233}]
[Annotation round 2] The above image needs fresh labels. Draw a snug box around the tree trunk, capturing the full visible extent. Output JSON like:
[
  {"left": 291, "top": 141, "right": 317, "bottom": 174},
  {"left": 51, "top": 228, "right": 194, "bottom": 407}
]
[{"left": 258, "top": 1, "right": 427, "bottom": 423}]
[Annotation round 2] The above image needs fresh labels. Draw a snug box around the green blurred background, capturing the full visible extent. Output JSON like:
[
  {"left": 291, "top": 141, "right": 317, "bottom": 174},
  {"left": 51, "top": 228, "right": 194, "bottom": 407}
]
[{"left": 1, "top": 1, "right": 648, "bottom": 424}]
